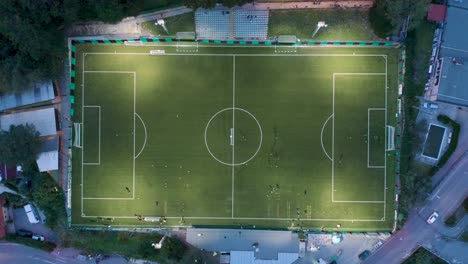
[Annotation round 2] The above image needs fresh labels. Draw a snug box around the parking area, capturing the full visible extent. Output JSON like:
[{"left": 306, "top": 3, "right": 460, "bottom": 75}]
[
  {"left": 295, "top": 233, "right": 390, "bottom": 263},
  {"left": 13, "top": 208, "right": 60, "bottom": 244}
]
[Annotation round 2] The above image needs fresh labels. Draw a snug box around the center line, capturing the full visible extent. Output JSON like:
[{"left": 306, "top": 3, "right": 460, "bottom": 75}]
[{"left": 232, "top": 55, "right": 236, "bottom": 218}]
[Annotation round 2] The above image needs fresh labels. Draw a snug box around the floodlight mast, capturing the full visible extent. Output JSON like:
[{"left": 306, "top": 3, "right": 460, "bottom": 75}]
[
  {"left": 152, "top": 234, "right": 167, "bottom": 249},
  {"left": 312, "top": 21, "right": 328, "bottom": 39},
  {"left": 155, "top": 19, "right": 169, "bottom": 34}
]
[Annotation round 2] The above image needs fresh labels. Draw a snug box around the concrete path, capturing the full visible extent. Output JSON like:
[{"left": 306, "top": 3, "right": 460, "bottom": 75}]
[{"left": 241, "top": 1, "right": 373, "bottom": 10}]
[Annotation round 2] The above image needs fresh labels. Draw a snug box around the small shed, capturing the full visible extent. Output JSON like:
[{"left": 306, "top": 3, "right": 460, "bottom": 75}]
[
  {"left": 36, "top": 136, "right": 59, "bottom": 172},
  {"left": 277, "top": 35, "right": 297, "bottom": 44}
]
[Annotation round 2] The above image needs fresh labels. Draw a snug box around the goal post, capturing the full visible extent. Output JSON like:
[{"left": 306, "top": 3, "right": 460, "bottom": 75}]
[
  {"left": 387, "top": 126, "right": 395, "bottom": 151},
  {"left": 74, "top": 123, "right": 82, "bottom": 148}
]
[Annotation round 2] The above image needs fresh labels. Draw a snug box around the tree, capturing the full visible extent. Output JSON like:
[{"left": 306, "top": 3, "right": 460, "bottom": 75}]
[
  {"left": 183, "top": 0, "right": 252, "bottom": 9},
  {"left": 30, "top": 172, "right": 66, "bottom": 228},
  {"left": 0, "top": 124, "right": 41, "bottom": 166},
  {"left": 369, "top": 0, "right": 431, "bottom": 37},
  {"left": 161, "top": 236, "right": 187, "bottom": 261}
]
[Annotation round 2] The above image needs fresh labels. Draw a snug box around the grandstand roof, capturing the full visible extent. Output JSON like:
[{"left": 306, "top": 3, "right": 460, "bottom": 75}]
[
  {"left": 0, "top": 81, "right": 55, "bottom": 112},
  {"left": 0, "top": 107, "right": 57, "bottom": 137},
  {"left": 277, "top": 35, "right": 297, "bottom": 44},
  {"left": 230, "top": 251, "right": 299, "bottom": 264},
  {"left": 176, "top": 32, "right": 196, "bottom": 40},
  {"left": 427, "top": 4, "right": 446, "bottom": 22}
]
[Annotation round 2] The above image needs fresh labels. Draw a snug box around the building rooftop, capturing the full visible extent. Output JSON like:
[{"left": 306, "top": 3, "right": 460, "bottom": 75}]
[
  {"left": 186, "top": 228, "right": 299, "bottom": 260},
  {"left": 0, "top": 81, "right": 55, "bottom": 112},
  {"left": 37, "top": 136, "right": 59, "bottom": 172},
  {"left": 0, "top": 107, "right": 57, "bottom": 137}
]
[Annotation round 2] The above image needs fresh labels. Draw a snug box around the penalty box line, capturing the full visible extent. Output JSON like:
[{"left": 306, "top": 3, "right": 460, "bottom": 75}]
[
  {"left": 81, "top": 69, "right": 137, "bottom": 212},
  {"left": 332, "top": 73, "right": 387, "bottom": 207}
]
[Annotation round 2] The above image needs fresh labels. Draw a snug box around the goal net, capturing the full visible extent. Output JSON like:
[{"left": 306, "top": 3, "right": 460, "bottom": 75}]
[
  {"left": 387, "top": 126, "right": 395, "bottom": 151},
  {"left": 74, "top": 123, "right": 82, "bottom": 148}
]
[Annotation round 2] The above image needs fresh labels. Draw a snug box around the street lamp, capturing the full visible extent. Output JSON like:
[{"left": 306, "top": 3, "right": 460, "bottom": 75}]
[{"left": 312, "top": 21, "right": 328, "bottom": 39}]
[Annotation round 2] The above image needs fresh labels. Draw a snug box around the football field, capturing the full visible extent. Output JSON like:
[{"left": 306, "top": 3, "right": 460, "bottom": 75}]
[{"left": 71, "top": 42, "right": 398, "bottom": 230}]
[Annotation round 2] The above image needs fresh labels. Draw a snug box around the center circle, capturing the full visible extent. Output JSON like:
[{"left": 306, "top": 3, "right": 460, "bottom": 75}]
[{"left": 204, "top": 108, "right": 263, "bottom": 166}]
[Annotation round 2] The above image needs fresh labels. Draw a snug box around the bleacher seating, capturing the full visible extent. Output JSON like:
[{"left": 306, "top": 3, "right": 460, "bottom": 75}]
[
  {"left": 195, "top": 8, "right": 231, "bottom": 39},
  {"left": 233, "top": 9, "right": 269, "bottom": 39},
  {"left": 195, "top": 8, "right": 269, "bottom": 40}
]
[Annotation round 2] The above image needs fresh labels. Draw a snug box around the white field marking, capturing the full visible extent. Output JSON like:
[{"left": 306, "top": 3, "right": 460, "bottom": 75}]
[
  {"left": 204, "top": 108, "right": 263, "bottom": 166},
  {"left": 78, "top": 53, "right": 390, "bottom": 222},
  {"left": 83, "top": 106, "right": 101, "bottom": 165},
  {"left": 332, "top": 73, "right": 388, "bottom": 206},
  {"left": 320, "top": 114, "right": 334, "bottom": 161},
  {"left": 421, "top": 123, "right": 447, "bottom": 160},
  {"left": 367, "top": 108, "right": 386, "bottom": 168},
  {"left": 85, "top": 52, "right": 387, "bottom": 58},
  {"left": 133, "top": 72, "right": 136, "bottom": 197},
  {"left": 81, "top": 71, "right": 136, "bottom": 202},
  {"left": 80, "top": 214, "right": 384, "bottom": 221},
  {"left": 84, "top": 71, "right": 135, "bottom": 73},
  {"left": 384, "top": 56, "right": 388, "bottom": 220},
  {"left": 134, "top": 113, "right": 148, "bottom": 159},
  {"left": 83, "top": 197, "right": 133, "bottom": 200},
  {"left": 232, "top": 55, "right": 236, "bottom": 218},
  {"left": 81, "top": 52, "right": 85, "bottom": 216},
  {"left": 437, "top": 93, "right": 468, "bottom": 102},
  {"left": 113, "top": 43, "right": 390, "bottom": 50}
]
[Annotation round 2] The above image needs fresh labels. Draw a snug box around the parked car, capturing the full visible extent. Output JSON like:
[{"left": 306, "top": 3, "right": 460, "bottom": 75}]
[
  {"left": 16, "top": 229, "right": 33, "bottom": 237},
  {"left": 427, "top": 212, "right": 439, "bottom": 224},
  {"left": 374, "top": 240, "right": 383, "bottom": 249},
  {"left": 32, "top": 234, "right": 45, "bottom": 241},
  {"left": 358, "top": 250, "right": 371, "bottom": 260},
  {"left": 423, "top": 102, "right": 439, "bottom": 109}
]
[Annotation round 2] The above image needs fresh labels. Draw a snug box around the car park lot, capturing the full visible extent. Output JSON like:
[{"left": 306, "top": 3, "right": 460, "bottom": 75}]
[{"left": 13, "top": 208, "right": 59, "bottom": 244}]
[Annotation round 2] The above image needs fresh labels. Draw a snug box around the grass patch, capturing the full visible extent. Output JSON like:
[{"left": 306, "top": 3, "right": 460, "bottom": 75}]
[
  {"left": 62, "top": 230, "right": 186, "bottom": 263},
  {"left": 403, "top": 247, "right": 446, "bottom": 264},
  {"left": 398, "top": 21, "right": 437, "bottom": 227},
  {"left": 4, "top": 235, "right": 56, "bottom": 252},
  {"left": 268, "top": 9, "right": 380, "bottom": 40},
  {"left": 141, "top": 12, "right": 194, "bottom": 36},
  {"left": 444, "top": 196, "right": 467, "bottom": 227},
  {"left": 460, "top": 231, "right": 468, "bottom": 242}
]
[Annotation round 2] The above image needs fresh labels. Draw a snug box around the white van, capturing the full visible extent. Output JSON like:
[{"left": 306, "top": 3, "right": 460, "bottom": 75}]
[{"left": 24, "top": 204, "right": 40, "bottom": 224}]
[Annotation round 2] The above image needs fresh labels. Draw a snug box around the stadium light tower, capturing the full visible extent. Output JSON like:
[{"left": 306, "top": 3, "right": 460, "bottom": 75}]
[
  {"left": 312, "top": 21, "right": 328, "bottom": 39},
  {"left": 152, "top": 234, "right": 167, "bottom": 249},
  {"left": 155, "top": 19, "right": 169, "bottom": 35}
]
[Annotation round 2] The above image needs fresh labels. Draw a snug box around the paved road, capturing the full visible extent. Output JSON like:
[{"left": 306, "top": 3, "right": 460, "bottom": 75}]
[
  {"left": 0, "top": 242, "right": 82, "bottom": 264},
  {"left": 364, "top": 154, "right": 468, "bottom": 264}
]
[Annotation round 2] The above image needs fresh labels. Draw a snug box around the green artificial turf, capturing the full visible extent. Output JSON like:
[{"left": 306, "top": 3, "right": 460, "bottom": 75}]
[{"left": 71, "top": 42, "right": 398, "bottom": 231}]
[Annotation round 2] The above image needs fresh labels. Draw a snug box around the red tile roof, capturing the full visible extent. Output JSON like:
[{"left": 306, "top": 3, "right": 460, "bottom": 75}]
[
  {"left": 0, "top": 163, "right": 17, "bottom": 180},
  {"left": 0, "top": 198, "right": 6, "bottom": 238},
  {"left": 428, "top": 4, "right": 447, "bottom": 22}
]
